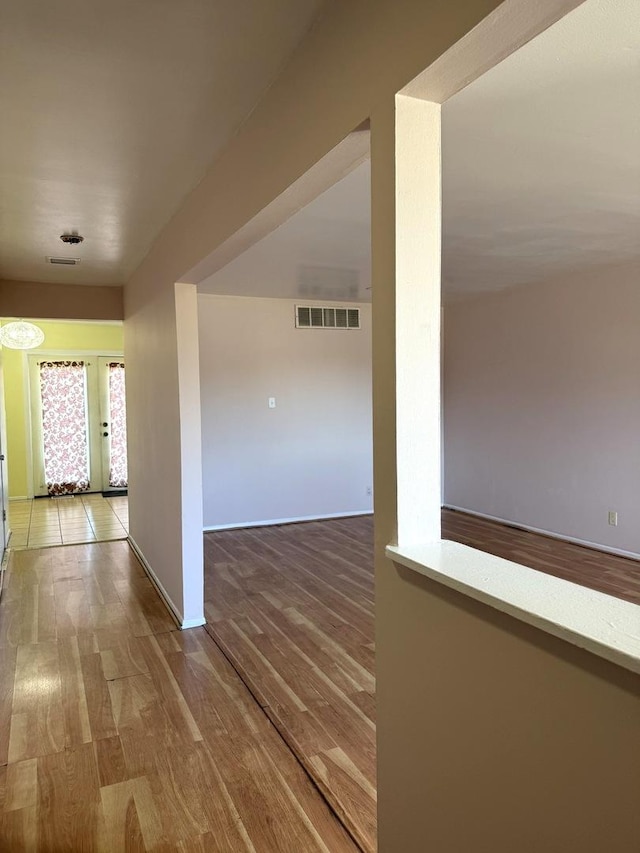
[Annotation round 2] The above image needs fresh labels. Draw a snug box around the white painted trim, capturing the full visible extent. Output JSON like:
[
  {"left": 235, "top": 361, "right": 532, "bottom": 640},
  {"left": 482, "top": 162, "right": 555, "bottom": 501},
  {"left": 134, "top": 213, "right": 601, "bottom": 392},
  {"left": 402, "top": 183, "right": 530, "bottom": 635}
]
[
  {"left": 25, "top": 318, "right": 123, "bottom": 327},
  {"left": 0, "top": 546, "right": 8, "bottom": 597},
  {"left": 29, "top": 349, "right": 124, "bottom": 358},
  {"left": 400, "top": 0, "right": 583, "bottom": 103},
  {"left": 21, "top": 351, "right": 33, "bottom": 499},
  {"left": 444, "top": 504, "right": 640, "bottom": 563},
  {"left": 204, "top": 509, "right": 373, "bottom": 532},
  {"left": 127, "top": 536, "right": 206, "bottom": 630},
  {"left": 181, "top": 617, "right": 208, "bottom": 629},
  {"left": 387, "top": 541, "right": 640, "bottom": 676}
]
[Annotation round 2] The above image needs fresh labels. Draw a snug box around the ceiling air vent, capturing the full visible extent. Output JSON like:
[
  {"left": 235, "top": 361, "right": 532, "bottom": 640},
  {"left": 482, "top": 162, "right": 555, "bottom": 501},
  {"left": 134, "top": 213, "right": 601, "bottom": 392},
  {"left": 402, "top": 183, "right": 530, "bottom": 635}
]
[
  {"left": 46, "top": 256, "right": 81, "bottom": 265},
  {"left": 296, "top": 305, "right": 360, "bottom": 330}
]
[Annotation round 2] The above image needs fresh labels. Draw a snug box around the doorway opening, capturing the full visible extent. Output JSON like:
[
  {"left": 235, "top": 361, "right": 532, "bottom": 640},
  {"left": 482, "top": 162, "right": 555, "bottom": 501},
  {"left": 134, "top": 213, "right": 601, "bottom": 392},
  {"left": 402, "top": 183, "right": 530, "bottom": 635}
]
[
  {"left": 2, "top": 318, "right": 129, "bottom": 549},
  {"left": 188, "top": 130, "right": 375, "bottom": 851}
]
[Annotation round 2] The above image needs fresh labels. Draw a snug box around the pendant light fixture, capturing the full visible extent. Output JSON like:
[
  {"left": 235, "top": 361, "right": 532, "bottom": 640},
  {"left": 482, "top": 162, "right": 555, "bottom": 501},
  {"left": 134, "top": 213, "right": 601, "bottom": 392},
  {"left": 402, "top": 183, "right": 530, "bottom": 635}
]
[{"left": 0, "top": 320, "right": 45, "bottom": 350}]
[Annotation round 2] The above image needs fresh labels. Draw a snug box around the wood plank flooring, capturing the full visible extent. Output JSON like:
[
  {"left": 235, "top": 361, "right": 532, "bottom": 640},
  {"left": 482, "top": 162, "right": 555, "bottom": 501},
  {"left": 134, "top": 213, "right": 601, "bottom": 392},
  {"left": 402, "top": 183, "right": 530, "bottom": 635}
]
[
  {"left": 0, "top": 541, "right": 358, "bottom": 852},
  {"left": 442, "top": 509, "right": 640, "bottom": 605},
  {"left": 6, "top": 511, "right": 633, "bottom": 850},
  {"left": 204, "top": 517, "right": 376, "bottom": 853},
  {"left": 203, "top": 509, "right": 640, "bottom": 853}
]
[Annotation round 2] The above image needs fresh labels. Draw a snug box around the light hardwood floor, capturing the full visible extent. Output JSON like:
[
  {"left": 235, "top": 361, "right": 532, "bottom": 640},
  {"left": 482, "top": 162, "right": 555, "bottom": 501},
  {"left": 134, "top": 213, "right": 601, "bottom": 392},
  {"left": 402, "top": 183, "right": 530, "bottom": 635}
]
[
  {"left": 0, "top": 541, "right": 357, "bottom": 852},
  {"left": 442, "top": 508, "right": 640, "bottom": 605},
  {"left": 204, "top": 517, "right": 376, "bottom": 853},
  {"left": 6, "top": 511, "right": 634, "bottom": 850},
  {"left": 203, "top": 509, "right": 640, "bottom": 853}
]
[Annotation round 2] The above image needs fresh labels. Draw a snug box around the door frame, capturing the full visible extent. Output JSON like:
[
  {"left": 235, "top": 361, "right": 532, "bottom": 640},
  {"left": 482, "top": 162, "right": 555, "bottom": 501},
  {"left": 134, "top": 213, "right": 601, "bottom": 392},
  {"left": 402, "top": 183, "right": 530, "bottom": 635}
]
[
  {"left": 0, "top": 391, "right": 8, "bottom": 560},
  {"left": 27, "top": 349, "right": 124, "bottom": 498},
  {"left": 97, "top": 356, "right": 127, "bottom": 495}
]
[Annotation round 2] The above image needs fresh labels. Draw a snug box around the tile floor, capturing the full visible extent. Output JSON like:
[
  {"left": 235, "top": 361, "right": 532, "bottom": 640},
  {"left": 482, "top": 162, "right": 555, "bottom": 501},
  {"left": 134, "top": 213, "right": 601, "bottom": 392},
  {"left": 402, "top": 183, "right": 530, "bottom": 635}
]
[{"left": 8, "top": 493, "right": 129, "bottom": 549}]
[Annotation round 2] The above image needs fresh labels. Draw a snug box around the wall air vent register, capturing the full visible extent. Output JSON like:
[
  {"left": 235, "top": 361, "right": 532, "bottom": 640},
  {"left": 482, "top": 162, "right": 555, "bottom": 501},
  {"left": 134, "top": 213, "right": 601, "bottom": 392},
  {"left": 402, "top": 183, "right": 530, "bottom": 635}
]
[{"left": 296, "top": 305, "right": 360, "bottom": 330}]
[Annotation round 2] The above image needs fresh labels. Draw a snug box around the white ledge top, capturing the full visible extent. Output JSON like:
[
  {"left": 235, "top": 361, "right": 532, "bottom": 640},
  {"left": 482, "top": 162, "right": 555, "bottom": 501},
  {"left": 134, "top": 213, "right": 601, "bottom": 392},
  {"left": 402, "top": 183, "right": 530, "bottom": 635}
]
[{"left": 386, "top": 540, "right": 640, "bottom": 676}]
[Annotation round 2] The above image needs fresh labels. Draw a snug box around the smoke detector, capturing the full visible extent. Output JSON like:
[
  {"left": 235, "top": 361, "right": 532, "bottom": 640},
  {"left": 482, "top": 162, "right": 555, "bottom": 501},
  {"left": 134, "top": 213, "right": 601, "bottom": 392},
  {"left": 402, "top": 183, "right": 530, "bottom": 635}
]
[{"left": 60, "top": 232, "right": 84, "bottom": 245}]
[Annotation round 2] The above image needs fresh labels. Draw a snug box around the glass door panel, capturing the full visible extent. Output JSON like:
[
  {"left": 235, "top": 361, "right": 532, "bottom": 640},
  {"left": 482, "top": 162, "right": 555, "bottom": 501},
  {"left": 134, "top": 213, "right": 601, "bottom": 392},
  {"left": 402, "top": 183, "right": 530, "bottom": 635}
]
[
  {"left": 99, "top": 358, "right": 128, "bottom": 491},
  {"left": 29, "top": 354, "right": 126, "bottom": 498},
  {"left": 38, "top": 360, "right": 91, "bottom": 495}
]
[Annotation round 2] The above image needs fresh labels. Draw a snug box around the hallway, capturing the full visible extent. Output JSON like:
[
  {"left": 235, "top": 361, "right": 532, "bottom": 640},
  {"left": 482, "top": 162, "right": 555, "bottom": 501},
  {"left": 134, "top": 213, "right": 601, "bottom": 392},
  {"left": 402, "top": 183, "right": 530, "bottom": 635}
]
[{"left": 0, "top": 541, "right": 356, "bottom": 851}]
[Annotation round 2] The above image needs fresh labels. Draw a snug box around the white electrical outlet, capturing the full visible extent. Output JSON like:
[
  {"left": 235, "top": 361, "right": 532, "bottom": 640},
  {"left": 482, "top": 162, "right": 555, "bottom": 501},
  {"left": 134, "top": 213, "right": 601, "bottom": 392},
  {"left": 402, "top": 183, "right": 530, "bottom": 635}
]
[
  {"left": 366, "top": 486, "right": 372, "bottom": 496},
  {"left": 268, "top": 397, "right": 276, "bottom": 409},
  {"left": 608, "top": 511, "right": 618, "bottom": 526}
]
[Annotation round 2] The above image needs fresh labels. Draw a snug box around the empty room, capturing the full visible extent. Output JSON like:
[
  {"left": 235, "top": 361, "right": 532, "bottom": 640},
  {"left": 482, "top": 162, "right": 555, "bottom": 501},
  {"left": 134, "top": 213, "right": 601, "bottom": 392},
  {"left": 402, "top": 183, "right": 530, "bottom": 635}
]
[
  {"left": 0, "top": 0, "right": 638, "bottom": 850},
  {"left": 440, "top": 0, "right": 640, "bottom": 603}
]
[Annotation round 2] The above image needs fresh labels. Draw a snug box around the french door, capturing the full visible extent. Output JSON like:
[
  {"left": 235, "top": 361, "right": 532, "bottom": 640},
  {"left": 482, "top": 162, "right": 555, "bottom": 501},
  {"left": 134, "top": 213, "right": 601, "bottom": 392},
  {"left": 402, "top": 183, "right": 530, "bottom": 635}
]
[{"left": 29, "top": 355, "right": 128, "bottom": 497}]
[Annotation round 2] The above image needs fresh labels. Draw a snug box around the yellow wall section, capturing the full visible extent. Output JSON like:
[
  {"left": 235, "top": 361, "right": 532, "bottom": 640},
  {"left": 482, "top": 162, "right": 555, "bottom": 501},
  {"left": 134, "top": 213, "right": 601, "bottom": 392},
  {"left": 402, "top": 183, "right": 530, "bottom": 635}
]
[{"left": 2, "top": 320, "right": 123, "bottom": 498}]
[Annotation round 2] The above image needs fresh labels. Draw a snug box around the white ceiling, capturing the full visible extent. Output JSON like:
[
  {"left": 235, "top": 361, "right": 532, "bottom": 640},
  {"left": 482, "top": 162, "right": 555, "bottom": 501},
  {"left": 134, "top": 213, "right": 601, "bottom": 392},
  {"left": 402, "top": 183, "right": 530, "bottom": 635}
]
[
  {"left": 199, "top": 163, "right": 372, "bottom": 301},
  {"left": 0, "top": 0, "right": 325, "bottom": 285},
  {"left": 442, "top": 0, "right": 640, "bottom": 296},
  {"left": 203, "top": 0, "right": 640, "bottom": 302}
]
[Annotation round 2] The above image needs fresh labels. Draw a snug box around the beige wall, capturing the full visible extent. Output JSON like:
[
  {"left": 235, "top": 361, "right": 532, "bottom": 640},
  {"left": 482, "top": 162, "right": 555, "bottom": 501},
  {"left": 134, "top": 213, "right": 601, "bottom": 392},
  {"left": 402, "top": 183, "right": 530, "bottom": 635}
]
[
  {"left": 124, "top": 0, "right": 504, "bottom": 654},
  {"left": 123, "top": 0, "right": 640, "bottom": 849},
  {"left": 198, "top": 295, "right": 373, "bottom": 528},
  {"left": 444, "top": 261, "right": 640, "bottom": 556},
  {"left": 124, "top": 279, "right": 186, "bottom": 619},
  {"left": 0, "top": 280, "right": 123, "bottom": 320},
  {"left": 376, "top": 563, "right": 640, "bottom": 852}
]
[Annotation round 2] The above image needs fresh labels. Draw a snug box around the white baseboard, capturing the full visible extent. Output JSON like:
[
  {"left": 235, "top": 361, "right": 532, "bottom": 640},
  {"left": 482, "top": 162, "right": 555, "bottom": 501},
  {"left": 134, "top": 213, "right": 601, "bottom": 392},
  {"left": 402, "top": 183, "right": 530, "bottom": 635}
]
[
  {"left": 181, "top": 617, "right": 208, "bottom": 629},
  {"left": 127, "top": 536, "right": 206, "bottom": 630},
  {"left": 0, "top": 546, "right": 8, "bottom": 599},
  {"left": 444, "top": 504, "right": 640, "bottom": 562},
  {"left": 203, "top": 509, "right": 374, "bottom": 533}
]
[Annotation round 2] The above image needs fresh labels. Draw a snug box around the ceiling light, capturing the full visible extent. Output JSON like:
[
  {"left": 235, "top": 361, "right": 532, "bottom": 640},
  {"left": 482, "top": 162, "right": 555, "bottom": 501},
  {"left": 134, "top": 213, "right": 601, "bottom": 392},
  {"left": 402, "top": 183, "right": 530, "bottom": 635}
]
[
  {"left": 60, "top": 233, "right": 84, "bottom": 245},
  {"left": 0, "top": 321, "right": 45, "bottom": 350}
]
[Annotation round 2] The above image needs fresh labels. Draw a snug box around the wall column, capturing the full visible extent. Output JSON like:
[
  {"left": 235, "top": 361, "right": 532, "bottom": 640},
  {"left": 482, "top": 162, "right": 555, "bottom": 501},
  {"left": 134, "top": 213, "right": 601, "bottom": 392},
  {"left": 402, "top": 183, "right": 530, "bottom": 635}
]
[
  {"left": 175, "top": 283, "right": 204, "bottom": 627},
  {"left": 394, "top": 95, "right": 442, "bottom": 547}
]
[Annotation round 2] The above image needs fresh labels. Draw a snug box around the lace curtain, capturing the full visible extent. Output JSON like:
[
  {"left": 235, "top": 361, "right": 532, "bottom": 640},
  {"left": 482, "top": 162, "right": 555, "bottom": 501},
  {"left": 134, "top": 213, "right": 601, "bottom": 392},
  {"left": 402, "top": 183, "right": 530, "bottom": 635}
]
[
  {"left": 108, "top": 362, "right": 128, "bottom": 488},
  {"left": 39, "top": 360, "right": 90, "bottom": 495}
]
